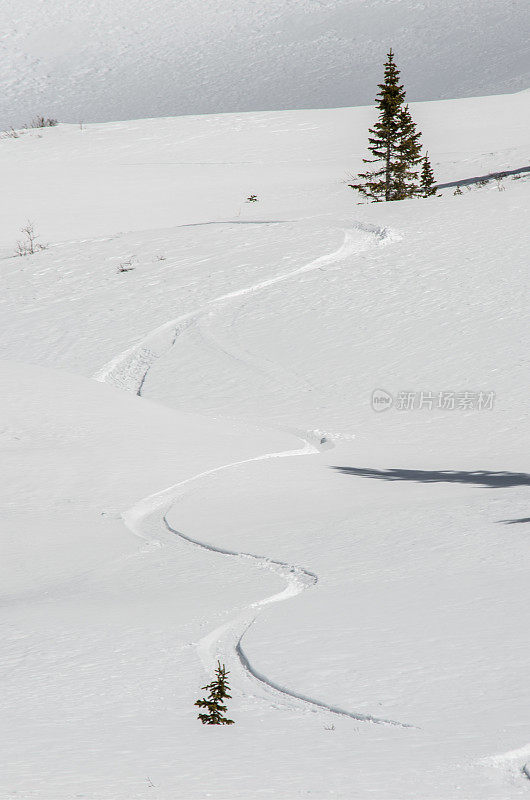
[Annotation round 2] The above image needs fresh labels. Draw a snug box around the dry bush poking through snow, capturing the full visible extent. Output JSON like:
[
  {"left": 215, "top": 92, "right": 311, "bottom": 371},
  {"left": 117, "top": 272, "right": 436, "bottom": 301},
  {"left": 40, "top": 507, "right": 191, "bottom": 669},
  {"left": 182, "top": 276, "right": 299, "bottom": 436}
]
[
  {"left": 14, "top": 222, "right": 48, "bottom": 257},
  {"left": 30, "top": 116, "right": 58, "bottom": 128}
]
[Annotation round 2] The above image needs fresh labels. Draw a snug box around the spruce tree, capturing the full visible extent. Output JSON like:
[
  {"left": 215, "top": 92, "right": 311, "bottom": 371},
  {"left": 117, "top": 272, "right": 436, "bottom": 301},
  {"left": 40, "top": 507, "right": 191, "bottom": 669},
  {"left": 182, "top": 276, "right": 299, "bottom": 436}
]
[
  {"left": 394, "top": 104, "right": 423, "bottom": 200},
  {"left": 350, "top": 49, "right": 427, "bottom": 202},
  {"left": 350, "top": 49, "right": 405, "bottom": 201},
  {"left": 195, "top": 662, "right": 235, "bottom": 725},
  {"left": 420, "top": 152, "right": 437, "bottom": 197}
]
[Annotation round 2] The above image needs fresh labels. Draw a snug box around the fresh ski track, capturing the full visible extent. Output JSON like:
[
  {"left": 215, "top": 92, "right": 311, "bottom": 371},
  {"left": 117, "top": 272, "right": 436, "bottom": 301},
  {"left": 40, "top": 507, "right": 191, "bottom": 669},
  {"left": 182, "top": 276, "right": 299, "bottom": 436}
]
[
  {"left": 97, "top": 221, "right": 413, "bottom": 727},
  {"left": 123, "top": 448, "right": 414, "bottom": 728},
  {"left": 93, "top": 221, "right": 400, "bottom": 395},
  {"left": 482, "top": 743, "right": 530, "bottom": 785}
]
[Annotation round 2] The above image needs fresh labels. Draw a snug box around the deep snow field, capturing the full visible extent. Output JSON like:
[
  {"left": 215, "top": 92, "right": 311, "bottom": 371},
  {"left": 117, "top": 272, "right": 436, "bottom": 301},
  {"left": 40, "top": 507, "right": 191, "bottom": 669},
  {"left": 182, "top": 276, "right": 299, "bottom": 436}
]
[{"left": 1, "top": 87, "right": 529, "bottom": 799}]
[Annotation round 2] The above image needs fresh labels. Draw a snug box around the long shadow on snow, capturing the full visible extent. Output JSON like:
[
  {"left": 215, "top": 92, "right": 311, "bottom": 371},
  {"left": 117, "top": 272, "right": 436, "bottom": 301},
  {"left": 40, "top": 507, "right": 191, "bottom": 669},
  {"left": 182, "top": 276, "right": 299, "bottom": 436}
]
[
  {"left": 331, "top": 467, "right": 530, "bottom": 488},
  {"left": 435, "top": 165, "right": 530, "bottom": 189}
]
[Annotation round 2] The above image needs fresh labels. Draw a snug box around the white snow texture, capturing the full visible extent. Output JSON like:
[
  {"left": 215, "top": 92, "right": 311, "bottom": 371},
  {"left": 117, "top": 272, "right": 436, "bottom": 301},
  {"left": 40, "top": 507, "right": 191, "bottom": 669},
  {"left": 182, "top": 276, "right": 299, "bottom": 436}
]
[{"left": 0, "top": 9, "right": 529, "bottom": 799}]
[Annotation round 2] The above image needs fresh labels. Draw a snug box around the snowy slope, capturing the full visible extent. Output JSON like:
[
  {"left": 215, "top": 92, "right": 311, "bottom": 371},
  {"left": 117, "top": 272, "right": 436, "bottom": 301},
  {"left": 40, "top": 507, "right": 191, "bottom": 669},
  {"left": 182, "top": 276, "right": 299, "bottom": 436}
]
[
  {"left": 0, "top": 90, "right": 527, "bottom": 249},
  {"left": 1, "top": 362, "right": 307, "bottom": 798},
  {"left": 0, "top": 0, "right": 529, "bottom": 128},
  {"left": 1, "top": 91, "right": 529, "bottom": 799}
]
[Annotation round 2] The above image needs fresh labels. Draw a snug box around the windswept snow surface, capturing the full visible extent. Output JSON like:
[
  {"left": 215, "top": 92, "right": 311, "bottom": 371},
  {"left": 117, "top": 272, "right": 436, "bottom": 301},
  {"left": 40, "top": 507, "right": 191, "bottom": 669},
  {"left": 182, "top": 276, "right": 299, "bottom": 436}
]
[
  {"left": 1, "top": 91, "right": 529, "bottom": 799},
  {"left": 0, "top": 0, "right": 529, "bottom": 127}
]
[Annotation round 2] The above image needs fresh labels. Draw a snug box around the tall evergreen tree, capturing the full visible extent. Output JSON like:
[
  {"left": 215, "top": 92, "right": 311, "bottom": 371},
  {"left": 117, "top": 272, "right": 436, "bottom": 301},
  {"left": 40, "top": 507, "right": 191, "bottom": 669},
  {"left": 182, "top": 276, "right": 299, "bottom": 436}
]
[
  {"left": 195, "top": 662, "right": 235, "bottom": 725},
  {"left": 350, "top": 49, "right": 405, "bottom": 201},
  {"left": 350, "top": 49, "right": 427, "bottom": 202},
  {"left": 420, "top": 152, "right": 437, "bottom": 196}
]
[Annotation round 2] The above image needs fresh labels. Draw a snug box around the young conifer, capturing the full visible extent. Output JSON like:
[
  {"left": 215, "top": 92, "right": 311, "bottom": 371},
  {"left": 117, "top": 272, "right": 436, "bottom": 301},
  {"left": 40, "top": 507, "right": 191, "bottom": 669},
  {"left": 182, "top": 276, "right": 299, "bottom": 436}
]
[
  {"left": 420, "top": 152, "right": 437, "bottom": 197},
  {"left": 394, "top": 104, "right": 423, "bottom": 199},
  {"left": 195, "top": 661, "right": 235, "bottom": 725}
]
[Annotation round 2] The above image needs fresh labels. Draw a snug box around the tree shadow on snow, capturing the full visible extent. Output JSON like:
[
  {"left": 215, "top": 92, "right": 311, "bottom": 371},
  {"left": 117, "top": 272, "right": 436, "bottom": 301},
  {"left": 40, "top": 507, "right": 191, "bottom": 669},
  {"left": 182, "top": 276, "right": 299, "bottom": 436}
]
[
  {"left": 497, "top": 517, "right": 530, "bottom": 524},
  {"left": 330, "top": 466, "right": 530, "bottom": 489},
  {"left": 435, "top": 164, "right": 530, "bottom": 190}
]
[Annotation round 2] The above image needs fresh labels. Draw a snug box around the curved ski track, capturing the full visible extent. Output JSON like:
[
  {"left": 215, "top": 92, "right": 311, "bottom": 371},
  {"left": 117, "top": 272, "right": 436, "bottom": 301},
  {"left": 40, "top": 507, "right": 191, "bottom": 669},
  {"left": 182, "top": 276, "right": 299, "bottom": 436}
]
[
  {"left": 96, "top": 221, "right": 413, "bottom": 728},
  {"left": 124, "top": 448, "right": 413, "bottom": 728},
  {"left": 93, "top": 221, "right": 400, "bottom": 395}
]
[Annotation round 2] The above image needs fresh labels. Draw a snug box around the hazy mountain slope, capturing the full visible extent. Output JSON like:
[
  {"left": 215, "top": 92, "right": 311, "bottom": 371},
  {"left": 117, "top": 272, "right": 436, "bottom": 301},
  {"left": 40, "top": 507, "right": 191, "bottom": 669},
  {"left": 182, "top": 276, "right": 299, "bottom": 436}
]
[{"left": 0, "top": 0, "right": 528, "bottom": 127}]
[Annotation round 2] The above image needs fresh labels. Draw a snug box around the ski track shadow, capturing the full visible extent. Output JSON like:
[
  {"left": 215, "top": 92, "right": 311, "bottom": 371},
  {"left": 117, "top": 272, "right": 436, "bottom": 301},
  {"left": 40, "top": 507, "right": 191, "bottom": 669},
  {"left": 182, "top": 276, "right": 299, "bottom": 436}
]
[{"left": 177, "top": 220, "right": 291, "bottom": 227}]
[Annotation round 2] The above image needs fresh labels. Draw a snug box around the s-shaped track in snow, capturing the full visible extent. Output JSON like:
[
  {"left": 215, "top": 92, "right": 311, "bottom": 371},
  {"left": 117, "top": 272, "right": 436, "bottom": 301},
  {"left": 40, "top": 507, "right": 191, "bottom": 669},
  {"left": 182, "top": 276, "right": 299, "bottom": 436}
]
[
  {"left": 122, "top": 443, "right": 414, "bottom": 728},
  {"left": 96, "top": 222, "right": 413, "bottom": 727},
  {"left": 93, "top": 222, "right": 400, "bottom": 396}
]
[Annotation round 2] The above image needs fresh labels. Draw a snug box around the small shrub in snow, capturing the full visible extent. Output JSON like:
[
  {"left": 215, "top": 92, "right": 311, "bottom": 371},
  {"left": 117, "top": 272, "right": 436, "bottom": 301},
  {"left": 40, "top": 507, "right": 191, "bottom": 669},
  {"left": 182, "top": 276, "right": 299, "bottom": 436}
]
[
  {"left": 453, "top": 185, "right": 463, "bottom": 195},
  {"left": 14, "top": 222, "right": 48, "bottom": 256},
  {"left": 195, "top": 661, "right": 235, "bottom": 725},
  {"left": 246, "top": 194, "right": 258, "bottom": 202},
  {"left": 30, "top": 116, "right": 58, "bottom": 129},
  {"left": 117, "top": 259, "right": 135, "bottom": 273},
  {"left": 2, "top": 127, "right": 21, "bottom": 139}
]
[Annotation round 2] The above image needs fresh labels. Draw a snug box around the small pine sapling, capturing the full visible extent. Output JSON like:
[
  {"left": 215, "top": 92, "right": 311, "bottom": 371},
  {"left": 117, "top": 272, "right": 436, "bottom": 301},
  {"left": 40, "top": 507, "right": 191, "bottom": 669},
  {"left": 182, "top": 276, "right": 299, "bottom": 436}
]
[
  {"left": 195, "top": 661, "right": 235, "bottom": 725},
  {"left": 453, "top": 185, "right": 463, "bottom": 195},
  {"left": 420, "top": 152, "right": 438, "bottom": 197},
  {"left": 246, "top": 194, "right": 258, "bottom": 202}
]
